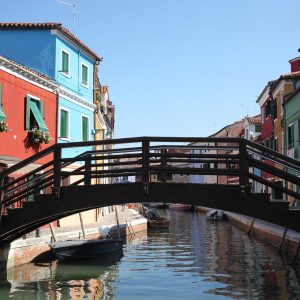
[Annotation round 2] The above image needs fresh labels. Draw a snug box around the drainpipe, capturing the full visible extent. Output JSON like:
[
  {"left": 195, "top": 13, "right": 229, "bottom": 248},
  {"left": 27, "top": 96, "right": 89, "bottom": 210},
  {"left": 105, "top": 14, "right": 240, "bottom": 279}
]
[{"left": 55, "top": 90, "right": 59, "bottom": 143}]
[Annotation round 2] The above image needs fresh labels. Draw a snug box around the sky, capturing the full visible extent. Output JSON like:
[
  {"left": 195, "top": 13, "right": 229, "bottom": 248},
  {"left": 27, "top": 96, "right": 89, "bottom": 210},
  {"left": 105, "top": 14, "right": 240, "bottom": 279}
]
[{"left": 1, "top": 0, "right": 300, "bottom": 138}]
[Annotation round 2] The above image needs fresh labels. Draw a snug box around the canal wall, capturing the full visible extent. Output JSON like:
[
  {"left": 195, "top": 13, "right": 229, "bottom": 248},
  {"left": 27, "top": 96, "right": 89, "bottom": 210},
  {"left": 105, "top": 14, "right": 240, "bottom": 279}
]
[
  {"left": 0, "top": 207, "right": 147, "bottom": 269},
  {"left": 196, "top": 207, "right": 300, "bottom": 259}
]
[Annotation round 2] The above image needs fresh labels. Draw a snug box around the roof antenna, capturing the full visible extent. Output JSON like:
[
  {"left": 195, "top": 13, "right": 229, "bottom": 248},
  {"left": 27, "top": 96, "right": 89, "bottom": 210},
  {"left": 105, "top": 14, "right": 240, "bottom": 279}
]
[{"left": 56, "top": 0, "right": 76, "bottom": 34}]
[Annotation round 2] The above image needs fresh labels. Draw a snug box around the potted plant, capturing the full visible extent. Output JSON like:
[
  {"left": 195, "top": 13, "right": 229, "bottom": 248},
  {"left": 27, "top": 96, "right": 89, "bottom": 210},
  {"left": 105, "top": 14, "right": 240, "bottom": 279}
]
[
  {"left": 29, "top": 128, "right": 51, "bottom": 144},
  {"left": 0, "top": 120, "right": 8, "bottom": 132}
]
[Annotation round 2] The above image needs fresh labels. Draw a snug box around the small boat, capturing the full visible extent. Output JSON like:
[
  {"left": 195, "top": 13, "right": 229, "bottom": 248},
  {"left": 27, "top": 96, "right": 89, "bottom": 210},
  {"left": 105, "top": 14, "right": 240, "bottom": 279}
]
[
  {"left": 144, "top": 208, "right": 170, "bottom": 229},
  {"left": 169, "top": 204, "right": 191, "bottom": 211},
  {"left": 206, "top": 209, "right": 224, "bottom": 221},
  {"left": 148, "top": 217, "right": 170, "bottom": 229},
  {"left": 49, "top": 238, "right": 123, "bottom": 263}
]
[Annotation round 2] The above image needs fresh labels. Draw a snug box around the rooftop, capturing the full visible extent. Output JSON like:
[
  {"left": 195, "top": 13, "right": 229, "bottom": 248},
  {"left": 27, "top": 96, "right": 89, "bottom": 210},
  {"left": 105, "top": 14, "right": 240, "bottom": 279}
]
[{"left": 0, "top": 22, "right": 102, "bottom": 62}]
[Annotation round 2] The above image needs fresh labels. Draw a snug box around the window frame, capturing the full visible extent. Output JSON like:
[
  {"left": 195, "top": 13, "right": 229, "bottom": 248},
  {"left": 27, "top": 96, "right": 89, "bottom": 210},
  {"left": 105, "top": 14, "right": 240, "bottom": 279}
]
[
  {"left": 25, "top": 94, "right": 47, "bottom": 132},
  {"left": 287, "top": 123, "right": 294, "bottom": 149},
  {"left": 81, "top": 63, "right": 89, "bottom": 88},
  {"left": 59, "top": 107, "right": 70, "bottom": 140},
  {"left": 61, "top": 49, "right": 70, "bottom": 78},
  {"left": 81, "top": 114, "right": 90, "bottom": 142}
]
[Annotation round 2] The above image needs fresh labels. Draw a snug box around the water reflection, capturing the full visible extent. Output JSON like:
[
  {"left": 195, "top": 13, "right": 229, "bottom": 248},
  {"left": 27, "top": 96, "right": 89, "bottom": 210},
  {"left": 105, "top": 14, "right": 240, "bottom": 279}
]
[{"left": 0, "top": 211, "right": 300, "bottom": 299}]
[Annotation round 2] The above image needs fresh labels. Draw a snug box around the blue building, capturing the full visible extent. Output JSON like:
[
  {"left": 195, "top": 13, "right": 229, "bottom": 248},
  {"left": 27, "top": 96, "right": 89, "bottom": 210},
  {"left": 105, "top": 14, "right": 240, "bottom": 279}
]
[{"left": 0, "top": 23, "right": 102, "bottom": 157}]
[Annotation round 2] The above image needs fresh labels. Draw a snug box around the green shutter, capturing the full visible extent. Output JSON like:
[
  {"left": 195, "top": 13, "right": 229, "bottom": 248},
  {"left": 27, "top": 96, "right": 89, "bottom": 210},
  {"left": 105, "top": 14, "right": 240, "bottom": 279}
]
[
  {"left": 82, "top": 116, "right": 88, "bottom": 141},
  {"left": 25, "top": 96, "right": 31, "bottom": 130},
  {"left": 62, "top": 51, "right": 69, "bottom": 74},
  {"left": 60, "top": 109, "right": 68, "bottom": 138},
  {"left": 29, "top": 100, "right": 48, "bottom": 132},
  {"left": 0, "top": 84, "right": 5, "bottom": 121},
  {"left": 82, "top": 65, "right": 88, "bottom": 86}
]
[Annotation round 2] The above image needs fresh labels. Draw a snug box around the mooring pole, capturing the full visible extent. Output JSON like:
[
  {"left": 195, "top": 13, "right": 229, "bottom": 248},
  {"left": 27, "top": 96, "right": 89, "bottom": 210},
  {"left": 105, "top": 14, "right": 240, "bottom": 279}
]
[
  {"left": 279, "top": 227, "right": 288, "bottom": 254},
  {"left": 49, "top": 223, "right": 57, "bottom": 242},
  {"left": 247, "top": 218, "right": 255, "bottom": 235},
  {"left": 114, "top": 205, "right": 121, "bottom": 239},
  {"left": 79, "top": 213, "right": 86, "bottom": 239}
]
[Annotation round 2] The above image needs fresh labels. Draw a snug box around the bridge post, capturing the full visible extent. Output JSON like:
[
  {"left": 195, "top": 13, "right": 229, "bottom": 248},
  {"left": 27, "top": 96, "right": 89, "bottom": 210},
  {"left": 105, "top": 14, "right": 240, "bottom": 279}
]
[
  {"left": 84, "top": 154, "right": 91, "bottom": 186},
  {"left": 160, "top": 148, "right": 167, "bottom": 183},
  {"left": 142, "top": 139, "right": 150, "bottom": 194},
  {"left": 0, "top": 176, "right": 4, "bottom": 219},
  {"left": 239, "top": 139, "right": 248, "bottom": 193},
  {"left": 53, "top": 146, "right": 62, "bottom": 198}
]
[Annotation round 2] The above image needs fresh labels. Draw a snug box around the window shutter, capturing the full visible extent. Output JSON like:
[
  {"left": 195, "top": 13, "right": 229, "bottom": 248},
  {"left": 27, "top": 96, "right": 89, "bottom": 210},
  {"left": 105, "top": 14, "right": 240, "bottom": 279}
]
[
  {"left": 60, "top": 110, "right": 68, "bottom": 138},
  {"left": 82, "top": 65, "right": 88, "bottom": 85},
  {"left": 82, "top": 116, "right": 88, "bottom": 141},
  {"left": 62, "top": 52, "right": 69, "bottom": 74},
  {"left": 0, "top": 83, "right": 5, "bottom": 122},
  {"left": 40, "top": 100, "right": 44, "bottom": 119},
  {"left": 25, "top": 96, "right": 31, "bottom": 130}
]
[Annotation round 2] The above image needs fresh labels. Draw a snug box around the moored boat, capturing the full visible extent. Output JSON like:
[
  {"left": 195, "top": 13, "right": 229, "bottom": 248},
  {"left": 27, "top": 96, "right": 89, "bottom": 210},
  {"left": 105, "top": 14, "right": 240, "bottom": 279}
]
[
  {"left": 206, "top": 209, "right": 224, "bottom": 221},
  {"left": 148, "top": 217, "right": 170, "bottom": 229},
  {"left": 49, "top": 239, "right": 123, "bottom": 263}
]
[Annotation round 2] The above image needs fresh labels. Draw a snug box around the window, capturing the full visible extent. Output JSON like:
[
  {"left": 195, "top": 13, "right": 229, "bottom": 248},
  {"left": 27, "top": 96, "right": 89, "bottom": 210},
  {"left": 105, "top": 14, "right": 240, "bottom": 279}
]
[
  {"left": 81, "top": 64, "right": 88, "bottom": 87},
  {"left": 287, "top": 123, "right": 294, "bottom": 149},
  {"left": 265, "top": 101, "right": 271, "bottom": 117},
  {"left": 25, "top": 95, "right": 48, "bottom": 132},
  {"left": 255, "top": 124, "right": 261, "bottom": 132},
  {"left": 0, "top": 83, "right": 6, "bottom": 121},
  {"left": 59, "top": 108, "right": 69, "bottom": 139},
  {"left": 271, "top": 99, "right": 277, "bottom": 120},
  {"left": 61, "top": 50, "right": 70, "bottom": 76},
  {"left": 82, "top": 115, "right": 89, "bottom": 141}
]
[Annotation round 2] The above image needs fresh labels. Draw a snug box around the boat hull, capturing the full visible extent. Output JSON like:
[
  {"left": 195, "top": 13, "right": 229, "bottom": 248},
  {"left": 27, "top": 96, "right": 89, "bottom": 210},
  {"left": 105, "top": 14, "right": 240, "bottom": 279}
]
[
  {"left": 148, "top": 218, "right": 170, "bottom": 229},
  {"left": 206, "top": 209, "right": 224, "bottom": 221},
  {"left": 50, "top": 239, "right": 123, "bottom": 262}
]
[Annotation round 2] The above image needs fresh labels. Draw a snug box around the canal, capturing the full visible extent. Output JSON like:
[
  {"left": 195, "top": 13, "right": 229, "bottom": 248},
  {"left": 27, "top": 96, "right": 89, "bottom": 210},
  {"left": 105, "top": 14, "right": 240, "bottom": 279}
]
[{"left": 0, "top": 209, "right": 300, "bottom": 299}]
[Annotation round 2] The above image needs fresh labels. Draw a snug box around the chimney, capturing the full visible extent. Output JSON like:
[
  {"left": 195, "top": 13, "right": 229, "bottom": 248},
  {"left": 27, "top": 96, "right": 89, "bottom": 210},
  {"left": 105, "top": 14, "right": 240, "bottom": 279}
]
[{"left": 289, "top": 55, "right": 300, "bottom": 73}]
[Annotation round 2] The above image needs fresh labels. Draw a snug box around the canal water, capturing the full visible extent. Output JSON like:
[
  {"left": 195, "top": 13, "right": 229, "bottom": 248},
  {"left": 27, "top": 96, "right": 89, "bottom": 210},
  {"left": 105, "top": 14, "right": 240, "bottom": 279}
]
[{"left": 0, "top": 209, "right": 300, "bottom": 299}]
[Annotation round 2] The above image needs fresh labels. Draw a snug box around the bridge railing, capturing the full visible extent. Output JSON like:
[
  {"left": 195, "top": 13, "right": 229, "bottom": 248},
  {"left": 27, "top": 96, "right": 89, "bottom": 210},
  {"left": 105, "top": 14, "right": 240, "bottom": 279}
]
[{"left": 0, "top": 137, "right": 300, "bottom": 217}]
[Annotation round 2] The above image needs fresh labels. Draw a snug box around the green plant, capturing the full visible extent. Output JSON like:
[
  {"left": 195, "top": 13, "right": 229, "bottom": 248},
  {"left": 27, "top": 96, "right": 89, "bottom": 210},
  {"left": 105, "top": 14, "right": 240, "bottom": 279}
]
[
  {"left": 29, "top": 128, "right": 51, "bottom": 144},
  {"left": 0, "top": 120, "right": 8, "bottom": 132}
]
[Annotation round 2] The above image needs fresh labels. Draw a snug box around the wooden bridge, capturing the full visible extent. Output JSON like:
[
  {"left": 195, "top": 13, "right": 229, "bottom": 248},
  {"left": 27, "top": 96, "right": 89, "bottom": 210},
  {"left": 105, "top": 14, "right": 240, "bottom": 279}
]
[{"left": 0, "top": 136, "right": 300, "bottom": 244}]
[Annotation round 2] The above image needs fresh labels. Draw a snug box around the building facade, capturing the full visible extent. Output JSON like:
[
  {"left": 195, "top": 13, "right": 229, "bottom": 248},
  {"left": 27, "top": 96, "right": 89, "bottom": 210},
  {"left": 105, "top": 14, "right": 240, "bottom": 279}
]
[
  {"left": 0, "top": 55, "right": 58, "bottom": 166},
  {"left": 0, "top": 23, "right": 102, "bottom": 159}
]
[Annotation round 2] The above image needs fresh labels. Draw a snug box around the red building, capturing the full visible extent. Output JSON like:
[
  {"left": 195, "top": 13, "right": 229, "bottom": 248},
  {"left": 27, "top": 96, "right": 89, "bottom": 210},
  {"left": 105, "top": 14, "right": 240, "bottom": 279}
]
[{"left": 0, "top": 55, "right": 58, "bottom": 168}]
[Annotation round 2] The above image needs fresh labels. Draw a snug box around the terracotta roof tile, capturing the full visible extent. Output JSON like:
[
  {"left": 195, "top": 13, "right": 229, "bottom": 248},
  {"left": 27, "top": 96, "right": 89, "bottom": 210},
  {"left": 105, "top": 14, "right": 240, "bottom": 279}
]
[
  {"left": 0, "top": 22, "right": 102, "bottom": 62},
  {"left": 247, "top": 114, "right": 261, "bottom": 124}
]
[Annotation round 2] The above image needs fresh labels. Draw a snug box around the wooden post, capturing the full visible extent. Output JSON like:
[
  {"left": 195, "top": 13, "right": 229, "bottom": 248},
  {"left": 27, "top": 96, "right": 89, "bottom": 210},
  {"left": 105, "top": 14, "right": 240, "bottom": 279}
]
[
  {"left": 279, "top": 227, "right": 288, "bottom": 254},
  {"left": 49, "top": 223, "right": 57, "bottom": 242},
  {"left": 114, "top": 205, "right": 121, "bottom": 239},
  {"left": 53, "top": 146, "right": 61, "bottom": 198},
  {"left": 0, "top": 175, "right": 4, "bottom": 219},
  {"left": 84, "top": 154, "right": 91, "bottom": 186},
  {"left": 160, "top": 148, "right": 167, "bottom": 183},
  {"left": 247, "top": 218, "right": 255, "bottom": 235},
  {"left": 79, "top": 213, "right": 86, "bottom": 239},
  {"left": 239, "top": 139, "right": 247, "bottom": 188},
  {"left": 142, "top": 139, "right": 150, "bottom": 194}
]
